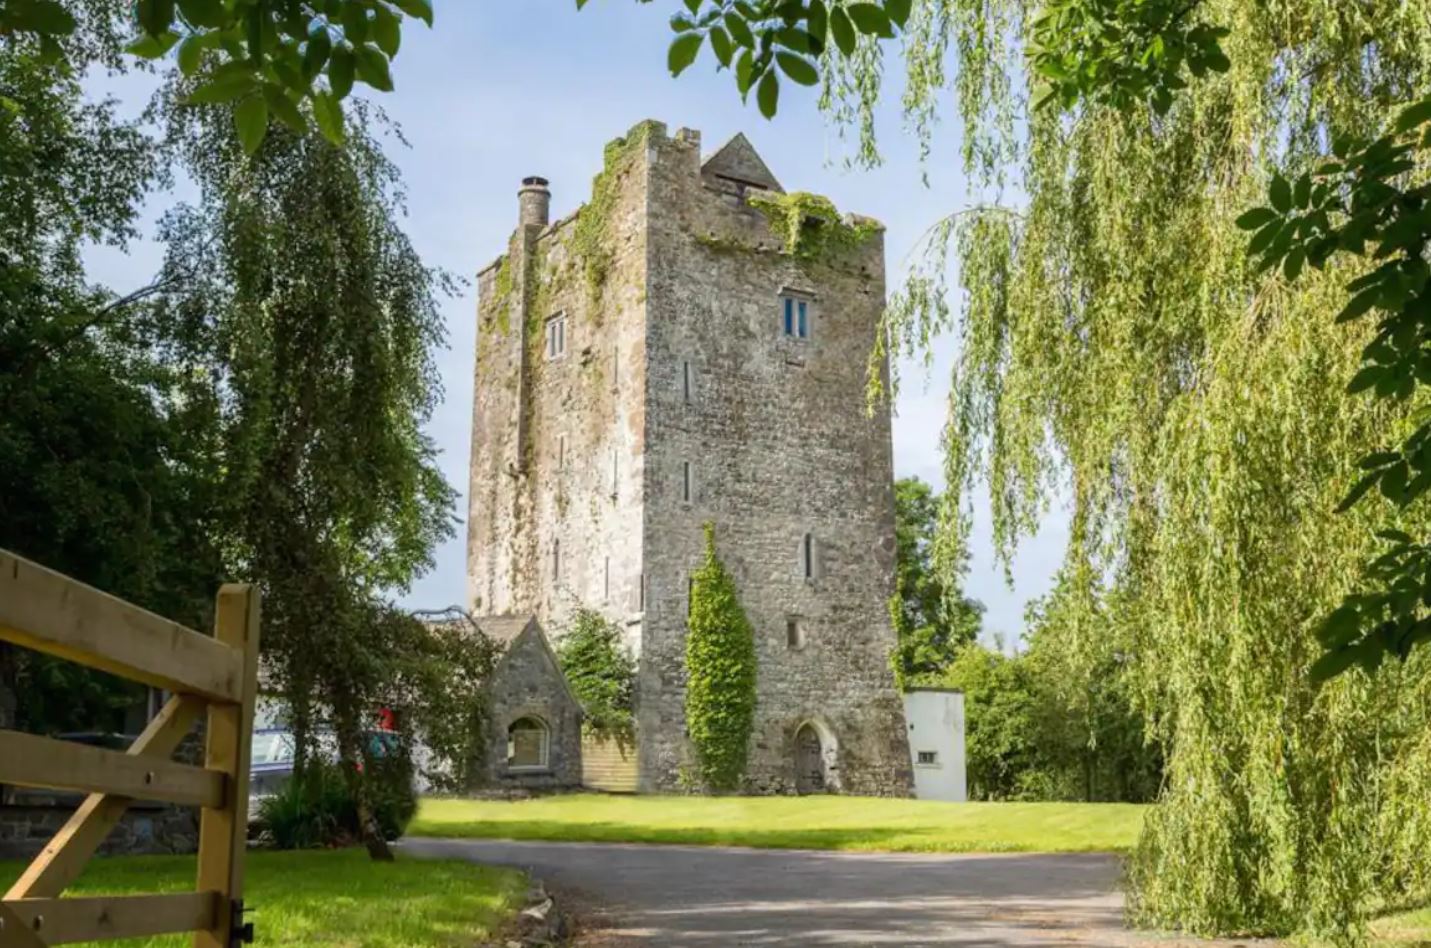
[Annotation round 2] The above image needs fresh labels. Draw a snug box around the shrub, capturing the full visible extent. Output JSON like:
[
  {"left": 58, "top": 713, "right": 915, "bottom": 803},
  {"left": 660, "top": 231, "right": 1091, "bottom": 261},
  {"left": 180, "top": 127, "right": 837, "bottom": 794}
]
[
  {"left": 257, "top": 755, "right": 416, "bottom": 849},
  {"left": 684, "top": 523, "right": 757, "bottom": 792},
  {"left": 557, "top": 608, "right": 636, "bottom": 746}
]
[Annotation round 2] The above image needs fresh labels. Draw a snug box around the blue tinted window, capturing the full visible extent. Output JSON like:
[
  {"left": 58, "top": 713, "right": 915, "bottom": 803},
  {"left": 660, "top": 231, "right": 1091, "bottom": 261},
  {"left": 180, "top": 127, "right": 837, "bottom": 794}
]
[
  {"left": 783, "top": 297, "right": 794, "bottom": 335},
  {"left": 797, "top": 300, "right": 808, "bottom": 338}
]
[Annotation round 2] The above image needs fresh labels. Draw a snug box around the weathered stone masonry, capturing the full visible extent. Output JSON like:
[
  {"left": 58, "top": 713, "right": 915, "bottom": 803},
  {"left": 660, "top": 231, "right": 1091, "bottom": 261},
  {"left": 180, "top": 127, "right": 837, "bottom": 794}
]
[{"left": 468, "top": 121, "right": 912, "bottom": 796}]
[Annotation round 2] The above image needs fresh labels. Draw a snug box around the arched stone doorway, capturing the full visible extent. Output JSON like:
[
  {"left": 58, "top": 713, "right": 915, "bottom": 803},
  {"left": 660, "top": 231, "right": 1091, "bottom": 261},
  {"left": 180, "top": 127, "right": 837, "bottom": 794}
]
[{"left": 795, "top": 723, "right": 827, "bottom": 794}]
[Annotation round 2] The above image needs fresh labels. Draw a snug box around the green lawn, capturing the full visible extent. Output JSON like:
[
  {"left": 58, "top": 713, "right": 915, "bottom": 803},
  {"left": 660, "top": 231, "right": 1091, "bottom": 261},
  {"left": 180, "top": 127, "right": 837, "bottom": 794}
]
[
  {"left": 410, "top": 793, "right": 1149, "bottom": 853},
  {"left": 0, "top": 848, "right": 526, "bottom": 947}
]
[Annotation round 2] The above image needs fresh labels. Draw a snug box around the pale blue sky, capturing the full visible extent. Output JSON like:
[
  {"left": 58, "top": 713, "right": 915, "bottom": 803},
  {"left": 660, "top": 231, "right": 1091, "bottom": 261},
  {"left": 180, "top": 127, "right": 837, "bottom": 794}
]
[{"left": 84, "top": 1, "right": 1068, "bottom": 645}]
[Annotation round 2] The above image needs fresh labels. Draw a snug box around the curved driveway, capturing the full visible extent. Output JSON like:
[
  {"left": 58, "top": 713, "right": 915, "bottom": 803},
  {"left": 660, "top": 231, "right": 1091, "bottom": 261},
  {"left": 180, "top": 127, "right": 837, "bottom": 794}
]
[{"left": 403, "top": 838, "right": 1265, "bottom": 946}]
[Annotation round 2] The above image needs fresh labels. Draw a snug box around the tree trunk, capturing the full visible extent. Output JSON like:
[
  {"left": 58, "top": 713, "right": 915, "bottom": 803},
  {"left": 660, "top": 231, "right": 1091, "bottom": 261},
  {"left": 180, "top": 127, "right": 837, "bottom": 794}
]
[{"left": 336, "top": 716, "right": 393, "bottom": 861}]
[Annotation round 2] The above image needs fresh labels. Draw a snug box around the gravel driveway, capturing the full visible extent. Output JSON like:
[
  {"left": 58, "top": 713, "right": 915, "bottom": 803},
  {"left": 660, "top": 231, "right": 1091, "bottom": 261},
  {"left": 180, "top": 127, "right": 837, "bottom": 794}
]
[{"left": 402, "top": 838, "right": 1266, "bottom": 946}]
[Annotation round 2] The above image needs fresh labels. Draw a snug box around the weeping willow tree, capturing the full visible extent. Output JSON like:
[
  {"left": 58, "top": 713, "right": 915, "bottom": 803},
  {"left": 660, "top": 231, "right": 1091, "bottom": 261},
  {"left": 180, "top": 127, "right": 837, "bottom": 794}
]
[{"left": 824, "top": 0, "right": 1431, "bottom": 941}]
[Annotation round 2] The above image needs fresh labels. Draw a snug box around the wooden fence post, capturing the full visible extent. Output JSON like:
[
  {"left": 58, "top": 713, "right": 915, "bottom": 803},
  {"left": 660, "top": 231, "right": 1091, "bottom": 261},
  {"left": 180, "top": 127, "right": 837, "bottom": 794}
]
[{"left": 194, "top": 584, "right": 261, "bottom": 948}]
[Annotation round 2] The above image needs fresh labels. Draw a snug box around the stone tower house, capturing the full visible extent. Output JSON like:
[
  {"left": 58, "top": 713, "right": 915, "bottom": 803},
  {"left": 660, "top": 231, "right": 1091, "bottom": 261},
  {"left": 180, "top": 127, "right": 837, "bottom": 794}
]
[{"left": 468, "top": 120, "right": 912, "bottom": 796}]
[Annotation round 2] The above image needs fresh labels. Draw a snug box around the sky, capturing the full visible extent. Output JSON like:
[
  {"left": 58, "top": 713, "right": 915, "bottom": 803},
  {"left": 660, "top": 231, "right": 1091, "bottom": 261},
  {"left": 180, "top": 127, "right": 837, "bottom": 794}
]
[{"left": 84, "top": 1, "right": 1069, "bottom": 646}]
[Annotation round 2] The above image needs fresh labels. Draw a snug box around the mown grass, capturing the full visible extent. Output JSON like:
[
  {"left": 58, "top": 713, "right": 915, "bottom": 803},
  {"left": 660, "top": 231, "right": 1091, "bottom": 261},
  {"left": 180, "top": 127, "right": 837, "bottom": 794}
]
[
  {"left": 410, "top": 793, "right": 1149, "bottom": 853},
  {"left": 0, "top": 848, "right": 526, "bottom": 946}
]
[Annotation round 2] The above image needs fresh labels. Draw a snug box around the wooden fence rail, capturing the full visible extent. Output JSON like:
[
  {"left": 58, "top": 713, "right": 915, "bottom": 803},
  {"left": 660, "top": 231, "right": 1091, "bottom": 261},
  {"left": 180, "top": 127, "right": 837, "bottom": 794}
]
[{"left": 0, "top": 550, "right": 261, "bottom": 948}]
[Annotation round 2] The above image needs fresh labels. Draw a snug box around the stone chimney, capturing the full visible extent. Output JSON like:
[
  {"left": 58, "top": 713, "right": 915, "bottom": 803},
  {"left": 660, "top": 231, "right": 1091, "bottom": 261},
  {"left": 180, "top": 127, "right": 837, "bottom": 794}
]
[{"left": 518, "top": 176, "right": 551, "bottom": 228}]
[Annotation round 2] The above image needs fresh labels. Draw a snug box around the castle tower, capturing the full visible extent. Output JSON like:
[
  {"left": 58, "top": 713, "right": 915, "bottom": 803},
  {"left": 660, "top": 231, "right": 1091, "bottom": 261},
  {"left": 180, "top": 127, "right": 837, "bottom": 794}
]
[{"left": 468, "top": 121, "right": 912, "bottom": 795}]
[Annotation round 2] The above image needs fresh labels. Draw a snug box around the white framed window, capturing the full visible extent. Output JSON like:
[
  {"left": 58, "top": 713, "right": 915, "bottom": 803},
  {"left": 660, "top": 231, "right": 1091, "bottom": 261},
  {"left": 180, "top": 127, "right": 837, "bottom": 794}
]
[
  {"left": 681, "top": 460, "right": 692, "bottom": 503},
  {"left": 545, "top": 313, "right": 567, "bottom": 360},
  {"left": 781, "top": 294, "right": 811, "bottom": 339},
  {"left": 507, "top": 717, "right": 549, "bottom": 769}
]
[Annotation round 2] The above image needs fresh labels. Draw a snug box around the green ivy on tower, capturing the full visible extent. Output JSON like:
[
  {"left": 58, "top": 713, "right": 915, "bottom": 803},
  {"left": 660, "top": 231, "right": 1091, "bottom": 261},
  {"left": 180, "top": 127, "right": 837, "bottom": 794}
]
[{"left": 684, "top": 523, "right": 757, "bottom": 792}]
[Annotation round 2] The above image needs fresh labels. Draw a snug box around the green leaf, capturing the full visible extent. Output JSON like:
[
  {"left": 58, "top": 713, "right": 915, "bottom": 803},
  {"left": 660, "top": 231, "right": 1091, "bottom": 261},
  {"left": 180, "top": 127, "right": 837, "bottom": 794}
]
[
  {"left": 328, "top": 45, "right": 355, "bottom": 99},
  {"left": 884, "top": 0, "right": 912, "bottom": 28},
  {"left": 313, "top": 91, "right": 345, "bottom": 145},
  {"left": 392, "top": 0, "right": 434, "bottom": 25},
  {"left": 137, "top": 0, "right": 176, "bottom": 37},
  {"left": 234, "top": 93, "right": 268, "bottom": 155},
  {"left": 757, "top": 67, "right": 779, "bottom": 118},
  {"left": 8, "top": 0, "right": 77, "bottom": 34},
  {"left": 725, "top": 12, "right": 754, "bottom": 48},
  {"left": 1310, "top": 645, "right": 1360, "bottom": 682},
  {"left": 304, "top": 26, "right": 333, "bottom": 79},
  {"left": 1394, "top": 96, "right": 1431, "bottom": 134},
  {"left": 1337, "top": 287, "right": 1382, "bottom": 323},
  {"left": 264, "top": 84, "right": 306, "bottom": 133},
  {"left": 176, "top": 0, "right": 224, "bottom": 29},
  {"left": 1235, "top": 207, "right": 1278, "bottom": 231},
  {"left": 1270, "top": 173, "right": 1292, "bottom": 213},
  {"left": 735, "top": 49, "right": 757, "bottom": 96},
  {"left": 844, "top": 3, "right": 891, "bottom": 37},
  {"left": 776, "top": 52, "right": 818, "bottom": 86},
  {"left": 1283, "top": 246, "right": 1305, "bottom": 281},
  {"left": 829, "top": 5, "right": 855, "bottom": 56},
  {"left": 1293, "top": 173, "right": 1311, "bottom": 209},
  {"left": 125, "top": 29, "right": 181, "bottom": 59},
  {"left": 1376, "top": 528, "right": 1414, "bottom": 544},
  {"left": 187, "top": 69, "right": 258, "bottom": 105},
  {"left": 709, "top": 25, "right": 733, "bottom": 68},
  {"left": 177, "top": 34, "right": 206, "bottom": 75},
  {"left": 1337, "top": 470, "right": 1382, "bottom": 512},
  {"left": 354, "top": 44, "right": 394, "bottom": 91},
  {"left": 806, "top": 0, "right": 828, "bottom": 45},
  {"left": 668, "top": 32, "right": 703, "bottom": 76},
  {"left": 1248, "top": 219, "right": 1280, "bottom": 255},
  {"left": 1316, "top": 604, "right": 1362, "bottom": 648},
  {"left": 372, "top": 4, "right": 402, "bottom": 57}
]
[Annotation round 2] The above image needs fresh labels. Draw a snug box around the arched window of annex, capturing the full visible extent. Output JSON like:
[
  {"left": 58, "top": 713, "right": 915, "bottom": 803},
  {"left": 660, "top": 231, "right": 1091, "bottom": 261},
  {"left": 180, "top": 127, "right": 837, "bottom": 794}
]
[{"left": 507, "top": 716, "right": 550, "bottom": 770}]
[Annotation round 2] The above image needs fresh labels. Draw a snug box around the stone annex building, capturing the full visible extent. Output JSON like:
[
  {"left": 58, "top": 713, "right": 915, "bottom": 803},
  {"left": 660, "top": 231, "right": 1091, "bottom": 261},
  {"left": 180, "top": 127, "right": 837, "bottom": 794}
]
[{"left": 468, "top": 120, "right": 913, "bottom": 796}]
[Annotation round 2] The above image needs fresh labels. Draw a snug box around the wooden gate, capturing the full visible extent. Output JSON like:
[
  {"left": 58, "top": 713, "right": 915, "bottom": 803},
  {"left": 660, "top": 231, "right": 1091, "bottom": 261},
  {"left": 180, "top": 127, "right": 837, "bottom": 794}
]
[{"left": 0, "top": 550, "right": 261, "bottom": 947}]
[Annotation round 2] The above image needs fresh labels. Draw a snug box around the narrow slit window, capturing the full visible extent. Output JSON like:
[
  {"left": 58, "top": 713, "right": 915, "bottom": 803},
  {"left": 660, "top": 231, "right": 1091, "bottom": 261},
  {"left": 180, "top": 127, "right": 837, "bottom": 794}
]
[
  {"left": 604, "top": 557, "right": 611, "bottom": 602},
  {"left": 802, "top": 532, "right": 814, "bottom": 580},
  {"left": 783, "top": 297, "right": 794, "bottom": 336},
  {"left": 682, "top": 461, "right": 692, "bottom": 503},
  {"left": 682, "top": 360, "right": 692, "bottom": 403},
  {"left": 553, "top": 540, "right": 561, "bottom": 585},
  {"left": 687, "top": 576, "right": 694, "bottom": 616},
  {"left": 787, "top": 617, "right": 807, "bottom": 650},
  {"left": 797, "top": 299, "right": 808, "bottom": 338},
  {"left": 545, "top": 313, "right": 567, "bottom": 360},
  {"left": 638, "top": 572, "right": 645, "bottom": 611},
  {"left": 611, "top": 449, "right": 619, "bottom": 498},
  {"left": 557, "top": 435, "right": 566, "bottom": 470}
]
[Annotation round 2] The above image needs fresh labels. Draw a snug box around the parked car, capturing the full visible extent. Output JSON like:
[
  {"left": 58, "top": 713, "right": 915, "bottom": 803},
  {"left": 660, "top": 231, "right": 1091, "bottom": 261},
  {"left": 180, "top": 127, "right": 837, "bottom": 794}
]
[{"left": 248, "top": 727, "right": 405, "bottom": 803}]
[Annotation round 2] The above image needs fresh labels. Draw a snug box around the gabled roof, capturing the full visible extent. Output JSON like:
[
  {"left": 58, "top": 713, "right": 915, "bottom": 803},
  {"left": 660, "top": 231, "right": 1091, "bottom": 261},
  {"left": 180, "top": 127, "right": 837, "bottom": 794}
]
[
  {"left": 701, "top": 132, "right": 783, "bottom": 192},
  {"left": 478, "top": 613, "right": 537, "bottom": 645},
  {"left": 478, "top": 614, "right": 584, "bottom": 711}
]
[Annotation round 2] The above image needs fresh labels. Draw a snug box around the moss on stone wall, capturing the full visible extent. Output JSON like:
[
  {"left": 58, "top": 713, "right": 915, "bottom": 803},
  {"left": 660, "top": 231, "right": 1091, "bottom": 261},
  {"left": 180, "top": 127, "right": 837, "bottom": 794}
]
[
  {"left": 746, "top": 190, "right": 879, "bottom": 261},
  {"left": 572, "top": 120, "right": 659, "bottom": 313}
]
